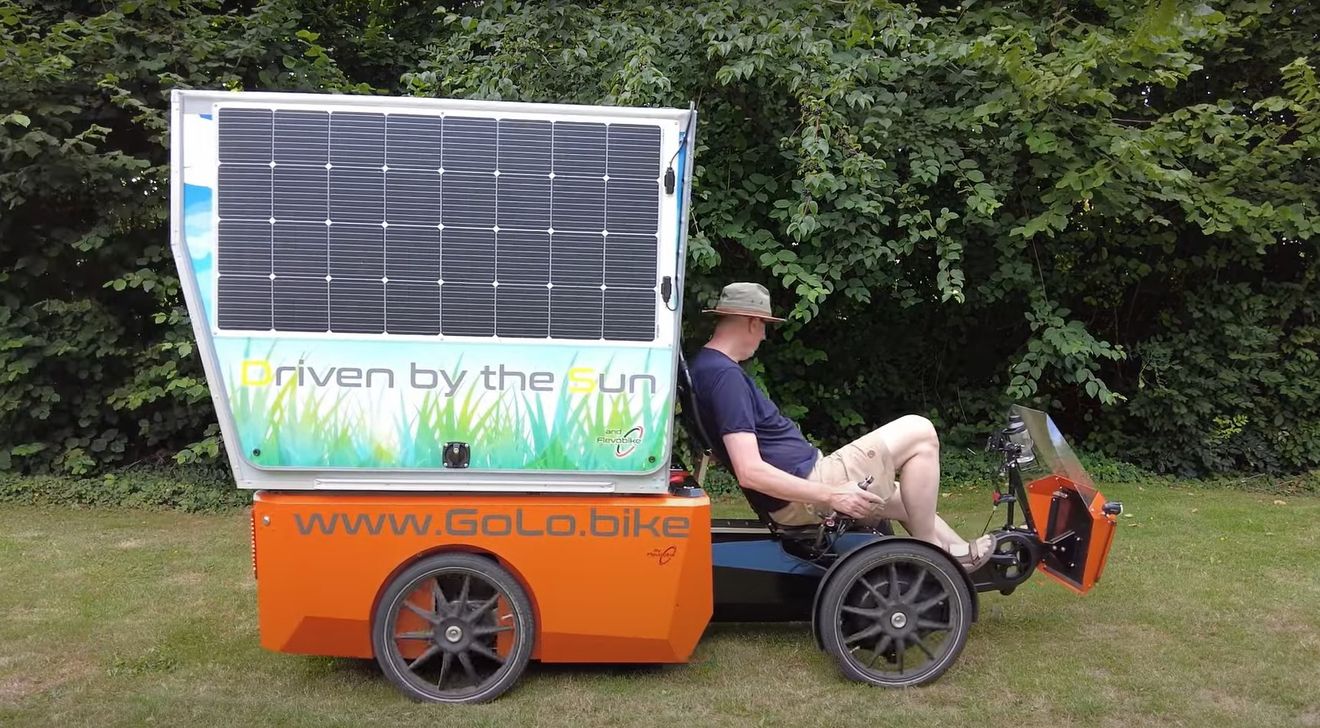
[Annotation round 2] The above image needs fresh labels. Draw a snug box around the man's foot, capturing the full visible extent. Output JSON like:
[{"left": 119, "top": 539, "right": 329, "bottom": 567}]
[{"left": 947, "top": 534, "right": 995, "bottom": 572}]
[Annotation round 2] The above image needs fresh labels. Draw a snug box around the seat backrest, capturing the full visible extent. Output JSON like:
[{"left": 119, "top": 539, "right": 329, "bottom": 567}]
[
  {"left": 674, "top": 349, "right": 718, "bottom": 460},
  {"left": 674, "top": 350, "right": 780, "bottom": 527}
]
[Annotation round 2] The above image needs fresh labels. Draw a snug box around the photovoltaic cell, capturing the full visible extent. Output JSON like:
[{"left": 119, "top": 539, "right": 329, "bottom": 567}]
[
  {"left": 273, "top": 164, "right": 327, "bottom": 220},
  {"left": 329, "top": 112, "right": 385, "bottom": 167},
  {"left": 386, "top": 114, "right": 441, "bottom": 169},
  {"left": 496, "top": 284, "right": 549, "bottom": 338},
  {"left": 551, "top": 286, "right": 603, "bottom": 339},
  {"left": 496, "top": 173, "right": 550, "bottom": 229},
  {"left": 218, "top": 109, "right": 272, "bottom": 164},
  {"left": 441, "top": 171, "right": 495, "bottom": 228},
  {"left": 216, "top": 106, "right": 663, "bottom": 341},
  {"left": 551, "top": 232, "right": 604, "bottom": 287},
  {"left": 385, "top": 169, "right": 441, "bottom": 226},
  {"left": 443, "top": 117, "right": 495, "bottom": 172},
  {"left": 330, "top": 278, "right": 384, "bottom": 333},
  {"left": 496, "top": 230, "right": 550, "bottom": 285},
  {"left": 273, "top": 277, "right": 328, "bottom": 332},
  {"left": 272, "top": 221, "right": 326, "bottom": 277},
  {"left": 497, "top": 119, "right": 551, "bottom": 175},
  {"left": 329, "top": 167, "right": 383, "bottom": 224},
  {"left": 217, "top": 164, "right": 271, "bottom": 219},
  {"left": 442, "top": 283, "right": 495, "bottom": 336},
  {"left": 385, "top": 226, "right": 441, "bottom": 280},
  {"left": 442, "top": 228, "right": 495, "bottom": 283},
  {"left": 386, "top": 280, "right": 440, "bottom": 335},
  {"left": 329, "top": 224, "right": 384, "bottom": 278},
  {"left": 273, "top": 111, "right": 328, "bottom": 164}
]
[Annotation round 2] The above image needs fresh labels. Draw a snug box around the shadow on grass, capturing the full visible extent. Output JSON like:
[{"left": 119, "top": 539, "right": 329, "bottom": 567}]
[
  {"left": 312, "top": 623, "right": 815, "bottom": 686},
  {"left": 701, "top": 622, "right": 810, "bottom": 639}
]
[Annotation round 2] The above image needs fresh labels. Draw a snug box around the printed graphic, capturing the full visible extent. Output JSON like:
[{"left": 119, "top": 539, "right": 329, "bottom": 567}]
[{"left": 217, "top": 338, "right": 671, "bottom": 472}]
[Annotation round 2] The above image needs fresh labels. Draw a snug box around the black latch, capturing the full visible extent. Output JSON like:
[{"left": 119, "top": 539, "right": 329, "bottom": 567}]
[{"left": 443, "top": 442, "right": 470, "bottom": 469}]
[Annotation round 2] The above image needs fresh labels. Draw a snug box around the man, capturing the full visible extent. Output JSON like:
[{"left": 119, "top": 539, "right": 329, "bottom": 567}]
[{"left": 689, "top": 282, "right": 994, "bottom": 571}]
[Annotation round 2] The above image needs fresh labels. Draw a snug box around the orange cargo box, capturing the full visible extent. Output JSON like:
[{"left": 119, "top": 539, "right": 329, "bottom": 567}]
[{"left": 251, "top": 491, "right": 713, "bottom": 663}]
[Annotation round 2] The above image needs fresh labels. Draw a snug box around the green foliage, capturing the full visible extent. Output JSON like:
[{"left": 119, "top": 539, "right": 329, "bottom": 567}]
[
  {"left": 1090, "top": 280, "right": 1320, "bottom": 475},
  {"left": 0, "top": 0, "right": 426, "bottom": 473},
  {"left": 404, "top": 0, "right": 1318, "bottom": 474},
  {"left": 1, "top": 0, "right": 1317, "bottom": 478},
  {"left": 0, "top": 465, "right": 249, "bottom": 511}
]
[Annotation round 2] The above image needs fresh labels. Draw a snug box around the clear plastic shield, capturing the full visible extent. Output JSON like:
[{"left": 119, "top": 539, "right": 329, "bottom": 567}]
[{"left": 1011, "top": 404, "right": 1097, "bottom": 506}]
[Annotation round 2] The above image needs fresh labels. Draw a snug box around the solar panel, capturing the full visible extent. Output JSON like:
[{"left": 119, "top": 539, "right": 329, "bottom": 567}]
[{"left": 215, "top": 107, "right": 663, "bottom": 341}]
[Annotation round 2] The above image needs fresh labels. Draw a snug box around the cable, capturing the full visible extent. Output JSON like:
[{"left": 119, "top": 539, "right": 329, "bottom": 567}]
[
  {"left": 979, "top": 505, "right": 998, "bottom": 537},
  {"left": 663, "top": 108, "right": 696, "bottom": 195},
  {"left": 661, "top": 106, "right": 697, "bottom": 312}
]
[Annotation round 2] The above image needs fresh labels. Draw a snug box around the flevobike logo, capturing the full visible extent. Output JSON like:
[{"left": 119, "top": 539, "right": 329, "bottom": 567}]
[{"left": 597, "top": 425, "right": 644, "bottom": 458}]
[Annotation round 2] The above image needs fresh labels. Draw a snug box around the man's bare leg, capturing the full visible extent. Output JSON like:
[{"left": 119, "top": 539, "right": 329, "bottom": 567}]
[
  {"left": 879, "top": 485, "right": 966, "bottom": 548},
  {"left": 873, "top": 415, "right": 967, "bottom": 550}
]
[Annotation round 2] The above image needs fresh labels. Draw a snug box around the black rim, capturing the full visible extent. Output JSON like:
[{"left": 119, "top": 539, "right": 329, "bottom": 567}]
[
  {"left": 835, "top": 559, "right": 961, "bottom": 682},
  {"left": 385, "top": 568, "right": 519, "bottom": 700}
]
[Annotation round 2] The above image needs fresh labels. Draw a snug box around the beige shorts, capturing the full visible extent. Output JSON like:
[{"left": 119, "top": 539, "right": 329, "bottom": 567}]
[{"left": 768, "top": 429, "right": 897, "bottom": 526}]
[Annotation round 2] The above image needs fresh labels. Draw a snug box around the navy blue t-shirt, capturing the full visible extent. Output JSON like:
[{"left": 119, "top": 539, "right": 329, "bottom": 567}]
[{"left": 688, "top": 347, "right": 819, "bottom": 514}]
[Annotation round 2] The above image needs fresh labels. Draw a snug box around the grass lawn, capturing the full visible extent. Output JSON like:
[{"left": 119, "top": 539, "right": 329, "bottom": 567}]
[{"left": 1, "top": 481, "right": 1318, "bottom": 727}]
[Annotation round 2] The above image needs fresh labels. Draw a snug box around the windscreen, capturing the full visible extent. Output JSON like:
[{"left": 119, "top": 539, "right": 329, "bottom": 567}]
[{"left": 1011, "top": 404, "right": 1097, "bottom": 505}]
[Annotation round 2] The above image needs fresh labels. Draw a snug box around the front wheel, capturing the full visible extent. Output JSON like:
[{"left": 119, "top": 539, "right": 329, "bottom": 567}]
[
  {"left": 816, "top": 541, "right": 973, "bottom": 687},
  {"left": 372, "top": 552, "right": 535, "bottom": 703}
]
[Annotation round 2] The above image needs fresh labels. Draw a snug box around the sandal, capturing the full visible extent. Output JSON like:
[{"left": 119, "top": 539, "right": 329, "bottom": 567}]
[{"left": 947, "top": 534, "right": 996, "bottom": 572}]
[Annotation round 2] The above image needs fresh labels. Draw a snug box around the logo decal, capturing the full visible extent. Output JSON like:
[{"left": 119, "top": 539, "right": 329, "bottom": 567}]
[
  {"left": 597, "top": 424, "right": 644, "bottom": 458},
  {"left": 616, "top": 425, "right": 643, "bottom": 457},
  {"left": 646, "top": 545, "right": 678, "bottom": 565}
]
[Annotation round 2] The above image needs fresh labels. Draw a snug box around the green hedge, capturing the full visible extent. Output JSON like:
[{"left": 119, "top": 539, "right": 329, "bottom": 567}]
[
  {"left": 2, "top": 453, "right": 1309, "bottom": 515},
  {"left": 0, "top": 466, "right": 250, "bottom": 513}
]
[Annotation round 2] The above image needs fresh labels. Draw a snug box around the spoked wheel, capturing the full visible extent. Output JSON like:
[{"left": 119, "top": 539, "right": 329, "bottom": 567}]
[
  {"left": 817, "top": 541, "right": 973, "bottom": 687},
  {"left": 372, "top": 553, "right": 534, "bottom": 703}
]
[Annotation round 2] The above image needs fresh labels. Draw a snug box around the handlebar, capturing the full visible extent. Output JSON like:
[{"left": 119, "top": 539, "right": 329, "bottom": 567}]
[{"left": 821, "top": 475, "right": 876, "bottom": 526}]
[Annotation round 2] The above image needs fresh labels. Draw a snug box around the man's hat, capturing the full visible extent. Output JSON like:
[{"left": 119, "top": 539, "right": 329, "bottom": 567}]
[{"left": 702, "top": 282, "right": 786, "bottom": 323}]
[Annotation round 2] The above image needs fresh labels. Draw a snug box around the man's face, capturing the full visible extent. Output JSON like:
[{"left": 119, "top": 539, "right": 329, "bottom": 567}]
[{"left": 745, "top": 316, "right": 767, "bottom": 357}]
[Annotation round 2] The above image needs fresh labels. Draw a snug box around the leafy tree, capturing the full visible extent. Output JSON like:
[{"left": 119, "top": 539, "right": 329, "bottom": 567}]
[
  {"left": 1, "top": 0, "right": 1316, "bottom": 476},
  {"left": 0, "top": 0, "right": 385, "bottom": 472}
]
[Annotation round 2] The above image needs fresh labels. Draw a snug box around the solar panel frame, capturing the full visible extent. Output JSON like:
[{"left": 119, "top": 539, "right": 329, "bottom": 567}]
[{"left": 174, "top": 90, "right": 698, "bottom": 490}]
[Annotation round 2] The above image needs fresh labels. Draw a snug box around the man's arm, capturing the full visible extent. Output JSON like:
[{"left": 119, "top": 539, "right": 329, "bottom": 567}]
[{"left": 722, "top": 432, "right": 884, "bottom": 518}]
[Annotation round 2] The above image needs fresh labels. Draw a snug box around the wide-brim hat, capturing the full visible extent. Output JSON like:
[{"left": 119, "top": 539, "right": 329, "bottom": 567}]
[{"left": 702, "top": 282, "right": 786, "bottom": 323}]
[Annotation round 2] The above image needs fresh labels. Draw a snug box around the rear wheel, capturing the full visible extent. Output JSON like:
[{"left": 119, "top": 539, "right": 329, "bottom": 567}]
[
  {"left": 372, "top": 552, "right": 534, "bottom": 703},
  {"left": 817, "top": 541, "right": 972, "bottom": 687}
]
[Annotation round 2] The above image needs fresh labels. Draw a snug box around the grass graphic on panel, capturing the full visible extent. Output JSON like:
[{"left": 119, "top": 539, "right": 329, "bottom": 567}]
[
  {"left": 405, "top": 365, "right": 506, "bottom": 468},
  {"left": 228, "top": 347, "right": 396, "bottom": 468},
  {"left": 230, "top": 350, "right": 670, "bottom": 471}
]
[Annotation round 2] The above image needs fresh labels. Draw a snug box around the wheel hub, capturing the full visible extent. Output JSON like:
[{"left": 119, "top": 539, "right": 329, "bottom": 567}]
[
  {"left": 889, "top": 612, "right": 908, "bottom": 629},
  {"left": 444, "top": 625, "right": 464, "bottom": 643}
]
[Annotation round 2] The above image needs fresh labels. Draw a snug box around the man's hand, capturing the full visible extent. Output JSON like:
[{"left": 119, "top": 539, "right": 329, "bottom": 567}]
[{"left": 825, "top": 480, "right": 886, "bottom": 518}]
